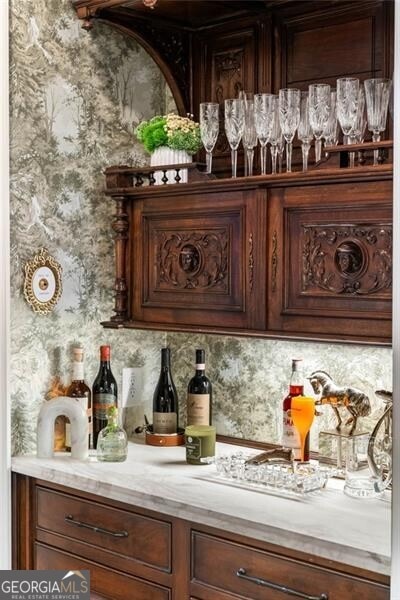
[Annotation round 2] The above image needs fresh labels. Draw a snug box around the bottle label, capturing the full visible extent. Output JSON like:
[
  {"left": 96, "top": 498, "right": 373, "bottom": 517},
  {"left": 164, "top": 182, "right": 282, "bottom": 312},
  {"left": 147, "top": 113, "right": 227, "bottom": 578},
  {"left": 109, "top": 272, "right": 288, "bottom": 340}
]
[
  {"left": 72, "top": 361, "right": 84, "bottom": 381},
  {"left": 187, "top": 393, "right": 210, "bottom": 426},
  {"left": 94, "top": 393, "right": 116, "bottom": 421},
  {"left": 153, "top": 412, "right": 177, "bottom": 434},
  {"left": 282, "top": 410, "right": 301, "bottom": 460}
]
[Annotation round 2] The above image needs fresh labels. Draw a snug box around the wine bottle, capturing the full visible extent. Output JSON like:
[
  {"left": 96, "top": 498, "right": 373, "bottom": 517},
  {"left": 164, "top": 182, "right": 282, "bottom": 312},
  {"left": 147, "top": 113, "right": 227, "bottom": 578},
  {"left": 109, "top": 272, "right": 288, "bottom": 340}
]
[
  {"left": 65, "top": 347, "right": 92, "bottom": 451},
  {"left": 93, "top": 345, "right": 118, "bottom": 449},
  {"left": 187, "top": 349, "right": 212, "bottom": 426},
  {"left": 282, "top": 359, "right": 310, "bottom": 461},
  {"left": 153, "top": 348, "right": 178, "bottom": 434}
]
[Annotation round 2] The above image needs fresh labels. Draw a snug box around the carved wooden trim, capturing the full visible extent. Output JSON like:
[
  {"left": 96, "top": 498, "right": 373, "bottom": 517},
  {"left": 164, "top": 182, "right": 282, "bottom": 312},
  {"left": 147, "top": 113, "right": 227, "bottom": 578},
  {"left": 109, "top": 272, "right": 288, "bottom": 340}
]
[
  {"left": 155, "top": 229, "right": 228, "bottom": 292},
  {"left": 271, "top": 230, "right": 278, "bottom": 292},
  {"left": 111, "top": 196, "right": 129, "bottom": 322},
  {"left": 248, "top": 233, "right": 254, "bottom": 292},
  {"left": 302, "top": 224, "right": 392, "bottom": 296}
]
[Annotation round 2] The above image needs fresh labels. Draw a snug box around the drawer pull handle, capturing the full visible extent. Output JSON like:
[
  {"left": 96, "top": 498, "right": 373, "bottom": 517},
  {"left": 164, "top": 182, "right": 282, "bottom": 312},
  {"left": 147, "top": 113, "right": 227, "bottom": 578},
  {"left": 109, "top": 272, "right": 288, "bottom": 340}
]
[
  {"left": 65, "top": 515, "right": 128, "bottom": 538},
  {"left": 236, "top": 568, "right": 328, "bottom": 600}
]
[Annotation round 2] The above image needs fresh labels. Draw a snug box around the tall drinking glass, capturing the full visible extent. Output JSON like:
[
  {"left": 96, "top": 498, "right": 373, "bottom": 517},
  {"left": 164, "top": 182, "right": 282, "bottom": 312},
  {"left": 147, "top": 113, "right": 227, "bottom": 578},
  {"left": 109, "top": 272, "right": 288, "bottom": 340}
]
[
  {"left": 297, "top": 92, "right": 313, "bottom": 171},
  {"left": 277, "top": 134, "right": 285, "bottom": 173},
  {"left": 336, "top": 78, "right": 359, "bottom": 144},
  {"left": 199, "top": 102, "right": 219, "bottom": 174},
  {"left": 308, "top": 83, "right": 331, "bottom": 163},
  {"left": 364, "top": 78, "right": 392, "bottom": 165},
  {"left": 349, "top": 88, "right": 366, "bottom": 168},
  {"left": 278, "top": 88, "right": 300, "bottom": 173},
  {"left": 254, "top": 93, "right": 275, "bottom": 175},
  {"left": 242, "top": 100, "right": 258, "bottom": 177},
  {"left": 291, "top": 396, "right": 315, "bottom": 462},
  {"left": 323, "top": 90, "right": 338, "bottom": 148},
  {"left": 268, "top": 96, "right": 281, "bottom": 175},
  {"left": 224, "top": 98, "right": 245, "bottom": 178}
]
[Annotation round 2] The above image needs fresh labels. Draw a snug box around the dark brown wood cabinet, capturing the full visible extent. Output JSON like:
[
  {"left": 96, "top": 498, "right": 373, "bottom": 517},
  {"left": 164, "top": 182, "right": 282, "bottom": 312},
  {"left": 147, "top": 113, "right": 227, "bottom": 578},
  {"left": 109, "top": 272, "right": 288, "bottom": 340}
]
[
  {"left": 131, "top": 187, "right": 266, "bottom": 330},
  {"left": 13, "top": 474, "right": 390, "bottom": 600},
  {"left": 267, "top": 178, "right": 392, "bottom": 342},
  {"left": 104, "top": 167, "right": 393, "bottom": 344}
]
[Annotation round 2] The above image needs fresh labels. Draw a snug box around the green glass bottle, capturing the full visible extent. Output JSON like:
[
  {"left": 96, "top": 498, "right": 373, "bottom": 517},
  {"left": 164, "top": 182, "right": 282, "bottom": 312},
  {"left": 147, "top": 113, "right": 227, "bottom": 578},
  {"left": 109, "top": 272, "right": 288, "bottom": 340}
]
[{"left": 97, "top": 406, "right": 128, "bottom": 462}]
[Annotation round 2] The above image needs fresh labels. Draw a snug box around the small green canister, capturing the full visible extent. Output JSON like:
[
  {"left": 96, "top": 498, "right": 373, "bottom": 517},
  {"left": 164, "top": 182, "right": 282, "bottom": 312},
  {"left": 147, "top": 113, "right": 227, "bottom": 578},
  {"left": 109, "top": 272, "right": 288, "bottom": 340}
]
[{"left": 185, "top": 425, "right": 216, "bottom": 465}]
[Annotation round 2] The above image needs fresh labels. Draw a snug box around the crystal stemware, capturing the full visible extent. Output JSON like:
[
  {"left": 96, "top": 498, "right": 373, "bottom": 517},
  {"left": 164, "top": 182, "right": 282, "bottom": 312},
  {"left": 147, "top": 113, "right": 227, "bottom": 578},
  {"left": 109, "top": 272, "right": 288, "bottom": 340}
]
[
  {"left": 242, "top": 100, "right": 258, "bottom": 177},
  {"left": 278, "top": 88, "right": 300, "bottom": 173},
  {"left": 254, "top": 93, "right": 275, "bottom": 175},
  {"left": 323, "top": 90, "right": 338, "bottom": 148},
  {"left": 364, "top": 78, "right": 392, "bottom": 166},
  {"left": 349, "top": 88, "right": 366, "bottom": 168},
  {"left": 297, "top": 92, "right": 313, "bottom": 172},
  {"left": 308, "top": 83, "right": 331, "bottom": 163},
  {"left": 224, "top": 98, "right": 245, "bottom": 178},
  {"left": 336, "top": 77, "right": 359, "bottom": 144},
  {"left": 277, "top": 134, "right": 285, "bottom": 173},
  {"left": 268, "top": 96, "right": 281, "bottom": 175},
  {"left": 199, "top": 102, "right": 219, "bottom": 175}
]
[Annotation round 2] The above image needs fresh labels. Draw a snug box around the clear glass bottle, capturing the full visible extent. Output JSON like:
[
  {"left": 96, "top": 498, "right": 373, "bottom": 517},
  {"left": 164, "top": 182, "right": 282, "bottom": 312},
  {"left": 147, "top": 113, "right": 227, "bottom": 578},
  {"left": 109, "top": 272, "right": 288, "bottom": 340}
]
[{"left": 97, "top": 406, "right": 128, "bottom": 462}]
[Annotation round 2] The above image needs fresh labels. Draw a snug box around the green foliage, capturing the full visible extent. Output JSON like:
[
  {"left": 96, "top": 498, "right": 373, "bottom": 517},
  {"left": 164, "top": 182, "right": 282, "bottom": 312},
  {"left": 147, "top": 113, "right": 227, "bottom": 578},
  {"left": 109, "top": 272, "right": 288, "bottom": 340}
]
[
  {"left": 135, "top": 113, "right": 201, "bottom": 155},
  {"left": 168, "top": 127, "right": 201, "bottom": 154},
  {"left": 135, "top": 116, "right": 168, "bottom": 153}
]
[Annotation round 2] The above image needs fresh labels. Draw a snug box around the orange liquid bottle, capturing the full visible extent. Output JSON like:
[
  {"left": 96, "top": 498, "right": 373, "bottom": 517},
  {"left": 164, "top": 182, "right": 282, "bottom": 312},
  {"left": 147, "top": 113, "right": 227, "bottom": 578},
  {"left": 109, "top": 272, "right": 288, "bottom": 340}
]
[{"left": 282, "top": 359, "right": 310, "bottom": 461}]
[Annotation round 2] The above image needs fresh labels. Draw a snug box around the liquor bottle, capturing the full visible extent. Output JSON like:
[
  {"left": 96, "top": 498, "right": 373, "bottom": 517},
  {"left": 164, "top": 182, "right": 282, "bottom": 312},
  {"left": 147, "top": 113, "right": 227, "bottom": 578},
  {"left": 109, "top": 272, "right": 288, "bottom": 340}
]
[
  {"left": 97, "top": 406, "right": 128, "bottom": 463},
  {"left": 187, "top": 349, "right": 212, "bottom": 426},
  {"left": 153, "top": 348, "right": 179, "bottom": 434},
  {"left": 282, "top": 359, "right": 310, "bottom": 461},
  {"left": 93, "top": 345, "right": 118, "bottom": 449},
  {"left": 65, "top": 347, "right": 92, "bottom": 451}
]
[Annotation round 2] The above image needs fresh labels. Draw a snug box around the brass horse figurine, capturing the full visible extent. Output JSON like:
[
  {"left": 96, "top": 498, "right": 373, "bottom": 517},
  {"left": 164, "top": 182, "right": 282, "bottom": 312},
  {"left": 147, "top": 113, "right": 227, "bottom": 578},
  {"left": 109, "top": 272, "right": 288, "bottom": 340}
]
[{"left": 308, "top": 371, "right": 371, "bottom": 435}]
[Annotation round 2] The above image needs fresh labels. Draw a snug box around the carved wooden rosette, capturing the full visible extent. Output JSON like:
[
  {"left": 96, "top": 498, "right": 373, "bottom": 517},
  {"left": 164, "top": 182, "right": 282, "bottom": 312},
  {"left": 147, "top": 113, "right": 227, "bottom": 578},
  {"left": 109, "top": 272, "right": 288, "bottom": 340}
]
[
  {"left": 302, "top": 224, "right": 392, "bottom": 296},
  {"left": 111, "top": 196, "right": 129, "bottom": 322},
  {"left": 155, "top": 229, "right": 228, "bottom": 292}
]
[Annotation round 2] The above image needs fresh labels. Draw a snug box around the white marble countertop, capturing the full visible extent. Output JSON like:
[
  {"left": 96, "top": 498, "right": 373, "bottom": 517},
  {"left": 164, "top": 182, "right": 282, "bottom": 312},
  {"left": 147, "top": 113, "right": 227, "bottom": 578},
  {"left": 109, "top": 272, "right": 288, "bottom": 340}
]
[{"left": 12, "top": 441, "right": 391, "bottom": 576}]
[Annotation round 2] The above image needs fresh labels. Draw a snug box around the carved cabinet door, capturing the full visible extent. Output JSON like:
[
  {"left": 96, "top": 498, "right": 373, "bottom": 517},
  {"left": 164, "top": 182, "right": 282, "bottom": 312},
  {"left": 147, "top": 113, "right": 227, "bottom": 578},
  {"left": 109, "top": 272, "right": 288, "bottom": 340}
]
[
  {"left": 267, "top": 179, "right": 393, "bottom": 343},
  {"left": 132, "top": 188, "right": 266, "bottom": 330}
]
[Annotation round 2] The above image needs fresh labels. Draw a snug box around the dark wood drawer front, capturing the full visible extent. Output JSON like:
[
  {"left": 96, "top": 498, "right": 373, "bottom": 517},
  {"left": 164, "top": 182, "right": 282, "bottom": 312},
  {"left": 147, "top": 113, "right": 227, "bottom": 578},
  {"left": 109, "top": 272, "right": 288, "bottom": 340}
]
[
  {"left": 191, "top": 532, "right": 390, "bottom": 600},
  {"left": 35, "top": 543, "right": 170, "bottom": 600},
  {"left": 36, "top": 487, "right": 171, "bottom": 572}
]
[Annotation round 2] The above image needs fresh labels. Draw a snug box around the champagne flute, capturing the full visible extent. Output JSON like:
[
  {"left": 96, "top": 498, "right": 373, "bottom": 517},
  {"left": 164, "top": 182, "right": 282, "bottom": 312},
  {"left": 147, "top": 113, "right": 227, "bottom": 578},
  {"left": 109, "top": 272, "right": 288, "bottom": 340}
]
[
  {"left": 268, "top": 96, "right": 281, "bottom": 175},
  {"left": 200, "top": 102, "right": 219, "bottom": 174},
  {"left": 224, "top": 98, "right": 245, "bottom": 178},
  {"left": 291, "top": 396, "right": 315, "bottom": 462},
  {"left": 278, "top": 88, "right": 300, "bottom": 173},
  {"left": 297, "top": 92, "right": 313, "bottom": 172},
  {"left": 364, "top": 78, "right": 392, "bottom": 166},
  {"left": 336, "top": 77, "right": 359, "bottom": 144},
  {"left": 254, "top": 93, "right": 275, "bottom": 175},
  {"left": 242, "top": 100, "right": 258, "bottom": 177},
  {"left": 323, "top": 90, "right": 338, "bottom": 149},
  {"left": 349, "top": 88, "right": 366, "bottom": 168},
  {"left": 308, "top": 83, "right": 331, "bottom": 163}
]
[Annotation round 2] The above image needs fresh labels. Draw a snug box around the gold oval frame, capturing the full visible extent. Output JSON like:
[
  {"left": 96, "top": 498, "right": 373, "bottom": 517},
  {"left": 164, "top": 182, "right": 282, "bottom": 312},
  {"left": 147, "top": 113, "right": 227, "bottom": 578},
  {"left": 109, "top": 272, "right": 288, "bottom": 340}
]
[{"left": 23, "top": 248, "right": 63, "bottom": 315}]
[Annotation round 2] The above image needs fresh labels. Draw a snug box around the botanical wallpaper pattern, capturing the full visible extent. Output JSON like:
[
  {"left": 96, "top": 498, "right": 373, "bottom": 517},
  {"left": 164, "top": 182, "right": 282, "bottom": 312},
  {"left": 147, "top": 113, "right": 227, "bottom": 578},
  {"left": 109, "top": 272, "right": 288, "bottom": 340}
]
[{"left": 10, "top": 0, "right": 392, "bottom": 456}]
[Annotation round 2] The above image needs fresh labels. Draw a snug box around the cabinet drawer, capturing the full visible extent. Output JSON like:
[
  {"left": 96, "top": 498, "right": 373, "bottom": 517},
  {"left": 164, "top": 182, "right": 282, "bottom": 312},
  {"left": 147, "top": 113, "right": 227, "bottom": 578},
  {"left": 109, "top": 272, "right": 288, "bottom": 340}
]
[
  {"left": 191, "top": 532, "right": 389, "bottom": 600},
  {"left": 36, "top": 487, "right": 171, "bottom": 572},
  {"left": 35, "top": 543, "right": 170, "bottom": 600}
]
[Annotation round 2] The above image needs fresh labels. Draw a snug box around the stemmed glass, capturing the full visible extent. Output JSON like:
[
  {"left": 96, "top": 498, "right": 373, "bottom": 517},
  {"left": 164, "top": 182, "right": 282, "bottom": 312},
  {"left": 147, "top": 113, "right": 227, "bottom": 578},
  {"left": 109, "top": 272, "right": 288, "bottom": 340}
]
[
  {"left": 242, "top": 100, "right": 258, "bottom": 177},
  {"left": 199, "top": 102, "right": 219, "bottom": 174},
  {"left": 348, "top": 88, "right": 366, "bottom": 168},
  {"left": 278, "top": 88, "right": 300, "bottom": 173},
  {"left": 291, "top": 396, "right": 315, "bottom": 463},
  {"left": 277, "top": 134, "right": 285, "bottom": 173},
  {"left": 268, "top": 96, "right": 281, "bottom": 175},
  {"left": 297, "top": 92, "right": 313, "bottom": 172},
  {"left": 308, "top": 83, "right": 331, "bottom": 163},
  {"left": 336, "top": 77, "right": 359, "bottom": 144},
  {"left": 224, "top": 98, "right": 245, "bottom": 178},
  {"left": 254, "top": 93, "right": 274, "bottom": 175},
  {"left": 364, "top": 78, "right": 392, "bottom": 166},
  {"left": 323, "top": 90, "right": 338, "bottom": 148}
]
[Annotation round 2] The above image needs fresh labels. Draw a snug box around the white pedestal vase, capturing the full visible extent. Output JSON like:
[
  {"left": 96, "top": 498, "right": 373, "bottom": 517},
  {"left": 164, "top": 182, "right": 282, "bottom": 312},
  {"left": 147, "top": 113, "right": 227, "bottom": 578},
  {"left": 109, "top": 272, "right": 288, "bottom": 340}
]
[{"left": 150, "top": 146, "right": 191, "bottom": 185}]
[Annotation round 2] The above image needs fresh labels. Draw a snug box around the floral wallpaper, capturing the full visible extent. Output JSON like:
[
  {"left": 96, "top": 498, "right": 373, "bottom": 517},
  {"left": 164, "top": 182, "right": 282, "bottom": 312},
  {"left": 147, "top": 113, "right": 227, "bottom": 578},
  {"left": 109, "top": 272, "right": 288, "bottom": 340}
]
[{"left": 10, "top": 0, "right": 392, "bottom": 456}]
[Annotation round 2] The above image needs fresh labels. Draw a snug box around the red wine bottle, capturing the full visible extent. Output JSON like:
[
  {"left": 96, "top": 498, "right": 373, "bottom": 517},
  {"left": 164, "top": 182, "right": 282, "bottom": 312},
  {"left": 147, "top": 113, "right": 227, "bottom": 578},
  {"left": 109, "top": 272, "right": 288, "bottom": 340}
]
[
  {"left": 282, "top": 359, "right": 310, "bottom": 461},
  {"left": 93, "top": 345, "right": 118, "bottom": 449},
  {"left": 187, "top": 349, "right": 212, "bottom": 426},
  {"left": 153, "top": 348, "right": 179, "bottom": 434}
]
